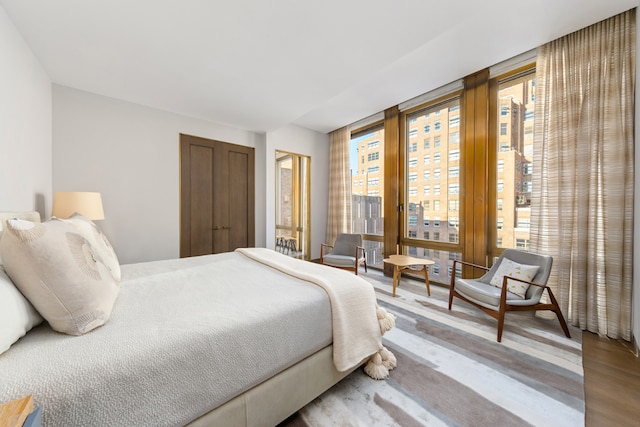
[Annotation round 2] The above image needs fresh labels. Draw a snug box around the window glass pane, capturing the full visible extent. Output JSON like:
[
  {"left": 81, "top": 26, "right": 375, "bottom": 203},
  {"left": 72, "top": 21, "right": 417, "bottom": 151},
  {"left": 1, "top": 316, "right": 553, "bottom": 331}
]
[
  {"left": 404, "top": 101, "right": 461, "bottom": 240},
  {"left": 495, "top": 71, "right": 535, "bottom": 250},
  {"left": 363, "top": 239, "right": 384, "bottom": 269},
  {"left": 402, "top": 247, "right": 462, "bottom": 284},
  {"left": 351, "top": 125, "right": 384, "bottom": 236}
]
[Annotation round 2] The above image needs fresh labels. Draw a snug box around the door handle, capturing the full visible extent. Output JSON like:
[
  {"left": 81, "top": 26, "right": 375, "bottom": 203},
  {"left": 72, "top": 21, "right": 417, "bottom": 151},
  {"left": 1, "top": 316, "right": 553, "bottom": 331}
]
[
  {"left": 212, "top": 226, "right": 220, "bottom": 230},
  {"left": 222, "top": 226, "right": 231, "bottom": 230}
]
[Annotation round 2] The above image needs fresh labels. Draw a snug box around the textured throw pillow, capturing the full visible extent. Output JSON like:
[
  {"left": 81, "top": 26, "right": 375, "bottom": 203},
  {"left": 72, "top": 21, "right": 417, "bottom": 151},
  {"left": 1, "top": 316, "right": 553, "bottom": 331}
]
[
  {"left": 0, "top": 266, "right": 43, "bottom": 355},
  {"left": 0, "top": 218, "right": 120, "bottom": 335},
  {"left": 0, "top": 211, "right": 41, "bottom": 265},
  {"left": 60, "top": 213, "right": 121, "bottom": 282},
  {"left": 489, "top": 258, "right": 539, "bottom": 299}
]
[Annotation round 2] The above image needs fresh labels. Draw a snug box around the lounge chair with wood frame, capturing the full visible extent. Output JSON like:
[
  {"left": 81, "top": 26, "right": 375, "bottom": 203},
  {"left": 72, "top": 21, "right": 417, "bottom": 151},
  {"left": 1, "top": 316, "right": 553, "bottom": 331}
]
[
  {"left": 320, "top": 233, "right": 367, "bottom": 275},
  {"left": 448, "top": 249, "right": 571, "bottom": 342}
]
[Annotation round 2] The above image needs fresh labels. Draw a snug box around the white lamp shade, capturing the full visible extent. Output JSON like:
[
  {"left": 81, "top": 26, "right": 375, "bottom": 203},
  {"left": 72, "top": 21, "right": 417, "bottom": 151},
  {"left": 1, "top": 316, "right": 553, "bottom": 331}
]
[{"left": 52, "top": 192, "right": 105, "bottom": 220}]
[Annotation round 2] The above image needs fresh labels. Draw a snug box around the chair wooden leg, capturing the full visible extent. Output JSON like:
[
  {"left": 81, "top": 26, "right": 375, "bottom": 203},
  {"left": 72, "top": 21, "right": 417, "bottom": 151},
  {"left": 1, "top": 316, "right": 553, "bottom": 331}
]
[
  {"left": 497, "top": 309, "right": 506, "bottom": 342},
  {"left": 547, "top": 288, "right": 571, "bottom": 338},
  {"left": 554, "top": 309, "right": 571, "bottom": 338},
  {"left": 448, "top": 287, "right": 454, "bottom": 310}
]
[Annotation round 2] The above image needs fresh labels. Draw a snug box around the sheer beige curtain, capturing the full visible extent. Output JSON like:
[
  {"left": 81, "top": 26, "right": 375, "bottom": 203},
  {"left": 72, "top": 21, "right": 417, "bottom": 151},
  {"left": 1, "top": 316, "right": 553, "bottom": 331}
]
[
  {"left": 531, "top": 10, "right": 635, "bottom": 340},
  {"left": 325, "top": 127, "right": 352, "bottom": 245}
]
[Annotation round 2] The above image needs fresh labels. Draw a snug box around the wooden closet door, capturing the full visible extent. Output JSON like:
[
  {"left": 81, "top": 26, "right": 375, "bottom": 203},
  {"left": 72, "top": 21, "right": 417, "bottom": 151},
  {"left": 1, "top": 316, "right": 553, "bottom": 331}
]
[{"left": 180, "top": 134, "right": 255, "bottom": 257}]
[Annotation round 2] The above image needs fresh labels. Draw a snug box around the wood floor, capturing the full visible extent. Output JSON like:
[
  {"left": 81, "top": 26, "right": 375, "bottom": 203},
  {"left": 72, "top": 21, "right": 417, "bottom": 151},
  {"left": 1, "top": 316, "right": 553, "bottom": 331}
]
[{"left": 583, "top": 332, "right": 640, "bottom": 426}]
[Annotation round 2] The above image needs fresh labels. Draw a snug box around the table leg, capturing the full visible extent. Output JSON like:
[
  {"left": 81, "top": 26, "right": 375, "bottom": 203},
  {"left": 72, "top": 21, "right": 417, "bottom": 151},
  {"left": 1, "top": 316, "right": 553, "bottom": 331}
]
[
  {"left": 422, "top": 265, "right": 431, "bottom": 296},
  {"left": 392, "top": 266, "right": 399, "bottom": 297}
]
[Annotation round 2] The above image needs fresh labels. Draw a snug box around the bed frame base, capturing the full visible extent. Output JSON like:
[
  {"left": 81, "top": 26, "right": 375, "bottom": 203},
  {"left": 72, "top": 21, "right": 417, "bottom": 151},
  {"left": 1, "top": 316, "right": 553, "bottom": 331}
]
[{"left": 187, "top": 345, "right": 358, "bottom": 427}]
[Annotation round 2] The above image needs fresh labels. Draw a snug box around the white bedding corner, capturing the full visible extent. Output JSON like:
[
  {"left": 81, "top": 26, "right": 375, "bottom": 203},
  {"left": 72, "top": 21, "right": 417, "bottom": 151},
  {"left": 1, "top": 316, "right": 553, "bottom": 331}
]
[{"left": 235, "top": 247, "right": 383, "bottom": 372}]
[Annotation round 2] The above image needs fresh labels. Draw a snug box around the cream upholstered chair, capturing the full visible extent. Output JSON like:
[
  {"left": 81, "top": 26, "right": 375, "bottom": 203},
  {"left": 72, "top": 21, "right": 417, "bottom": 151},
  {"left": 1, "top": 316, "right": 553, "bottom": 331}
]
[
  {"left": 320, "top": 233, "right": 367, "bottom": 275},
  {"left": 448, "top": 249, "right": 571, "bottom": 342}
]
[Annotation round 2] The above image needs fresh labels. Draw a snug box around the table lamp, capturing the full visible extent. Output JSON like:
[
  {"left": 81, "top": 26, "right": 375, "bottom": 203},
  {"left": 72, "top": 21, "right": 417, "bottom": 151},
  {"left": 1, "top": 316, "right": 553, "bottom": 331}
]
[{"left": 52, "top": 192, "right": 105, "bottom": 220}]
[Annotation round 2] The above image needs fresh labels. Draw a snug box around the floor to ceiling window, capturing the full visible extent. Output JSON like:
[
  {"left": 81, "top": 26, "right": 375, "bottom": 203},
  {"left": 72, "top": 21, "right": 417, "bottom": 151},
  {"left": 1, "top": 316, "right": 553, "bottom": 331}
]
[
  {"left": 350, "top": 123, "right": 385, "bottom": 267},
  {"left": 342, "top": 55, "right": 537, "bottom": 283},
  {"left": 387, "top": 62, "right": 537, "bottom": 285},
  {"left": 488, "top": 67, "right": 536, "bottom": 261},
  {"left": 400, "top": 96, "right": 463, "bottom": 283}
]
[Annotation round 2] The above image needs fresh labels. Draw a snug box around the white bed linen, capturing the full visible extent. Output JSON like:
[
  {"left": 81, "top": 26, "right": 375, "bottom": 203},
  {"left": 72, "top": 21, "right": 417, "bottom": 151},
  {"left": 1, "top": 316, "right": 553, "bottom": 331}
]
[
  {"left": 237, "top": 248, "right": 383, "bottom": 372},
  {"left": 0, "top": 252, "right": 332, "bottom": 427}
]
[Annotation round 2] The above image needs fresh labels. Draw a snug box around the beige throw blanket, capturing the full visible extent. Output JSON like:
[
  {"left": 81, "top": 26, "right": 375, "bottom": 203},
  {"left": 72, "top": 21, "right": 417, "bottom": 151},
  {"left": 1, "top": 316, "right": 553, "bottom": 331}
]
[{"left": 236, "top": 248, "right": 396, "bottom": 378}]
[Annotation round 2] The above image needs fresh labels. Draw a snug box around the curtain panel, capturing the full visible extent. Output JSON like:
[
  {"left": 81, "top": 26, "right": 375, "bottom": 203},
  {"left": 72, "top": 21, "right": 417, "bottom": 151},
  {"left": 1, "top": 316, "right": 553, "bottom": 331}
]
[
  {"left": 325, "top": 127, "right": 352, "bottom": 246},
  {"left": 532, "top": 9, "right": 635, "bottom": 340}
]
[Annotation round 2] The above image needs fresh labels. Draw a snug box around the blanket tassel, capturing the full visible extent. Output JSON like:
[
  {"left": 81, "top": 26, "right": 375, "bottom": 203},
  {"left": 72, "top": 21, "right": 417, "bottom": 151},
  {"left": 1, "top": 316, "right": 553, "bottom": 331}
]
[
  {"left": 364, "top": 351, "right": 389, "bottom": 380},
  {"left": 364, "top": 346, "right": 396, "bottom": 380},
  {"left": 376, "top": 305, "right": 396, "bottom": 335},
  {"left": 380, "top": 346, "right": 397, "bottom": 370}
]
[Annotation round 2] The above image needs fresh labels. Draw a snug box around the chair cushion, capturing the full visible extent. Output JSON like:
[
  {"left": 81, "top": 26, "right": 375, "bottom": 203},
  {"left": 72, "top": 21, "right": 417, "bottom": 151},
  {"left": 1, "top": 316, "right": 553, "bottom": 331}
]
[
  {"left": 322, "top": 254, "right": 357, "bottom": 268},
  {"left": 455, "top": 278, "right": 529, "bottom": 309},
  {"left": 489, "top": 258, "right": 539, "bottom": 299}
]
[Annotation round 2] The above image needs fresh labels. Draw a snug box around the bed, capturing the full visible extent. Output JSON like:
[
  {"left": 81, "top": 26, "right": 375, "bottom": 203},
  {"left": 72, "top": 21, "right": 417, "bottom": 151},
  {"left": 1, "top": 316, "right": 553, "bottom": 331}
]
[{"left": 0, "top": 212, "right": 395, "bottom": 426}]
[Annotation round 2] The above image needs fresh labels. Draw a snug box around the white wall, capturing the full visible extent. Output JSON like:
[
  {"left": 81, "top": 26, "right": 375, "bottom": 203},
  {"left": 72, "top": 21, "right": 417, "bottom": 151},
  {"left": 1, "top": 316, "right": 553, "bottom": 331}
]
[
  {"left": 265, "top": 125, "right": 329, "bottom": 259},
  {"left": 0, "top": 6, "right": 52, "bottom": 215},
  {"left": 53, "top": 85, "right": 264, "bottom": 264}
]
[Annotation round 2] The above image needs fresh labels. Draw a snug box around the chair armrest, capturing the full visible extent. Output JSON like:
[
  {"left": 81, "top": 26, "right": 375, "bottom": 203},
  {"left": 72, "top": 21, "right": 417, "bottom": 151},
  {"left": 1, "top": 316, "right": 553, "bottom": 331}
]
[
  {"left": 452, "top": 259, "right": 490, "bottom": 271},
  {"left": 320, "top": 243, "right": 333, "bottom": 261},
  {"left": 450, "top": 260, "right": 490, "bottom": 289},
  {"left": 356, "top": 245, "right": 366, "bottom": 259}
]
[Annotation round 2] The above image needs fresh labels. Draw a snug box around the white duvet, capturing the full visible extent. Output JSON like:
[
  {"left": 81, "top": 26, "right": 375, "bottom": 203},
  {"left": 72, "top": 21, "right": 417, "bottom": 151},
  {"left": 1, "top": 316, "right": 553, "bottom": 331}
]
[{"left": 1, "top": 251, "right": 338, "bottom": 426}]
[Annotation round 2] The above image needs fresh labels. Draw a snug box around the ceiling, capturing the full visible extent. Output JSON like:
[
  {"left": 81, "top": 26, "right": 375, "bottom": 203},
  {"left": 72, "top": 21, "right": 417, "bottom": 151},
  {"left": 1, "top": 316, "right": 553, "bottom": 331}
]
[{"left": 2, "top": 0, "right": 637, "bottom": 134}]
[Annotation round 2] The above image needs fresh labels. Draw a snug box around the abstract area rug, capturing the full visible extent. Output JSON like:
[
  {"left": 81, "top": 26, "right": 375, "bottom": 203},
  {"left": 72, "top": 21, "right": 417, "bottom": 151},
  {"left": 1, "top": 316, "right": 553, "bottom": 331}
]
[{"left": 280, "top": 270, "right": 584, "bottom": 427}]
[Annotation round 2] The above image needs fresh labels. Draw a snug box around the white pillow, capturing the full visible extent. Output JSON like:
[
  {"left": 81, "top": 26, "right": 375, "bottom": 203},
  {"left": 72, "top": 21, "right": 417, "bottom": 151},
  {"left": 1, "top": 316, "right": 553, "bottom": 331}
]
[
  {"left": 60, "top": 213, "right": 121, "bottom": 282},
  {"left": 0, "top": 218, "right": 120, "bottom": 335},
  {"left": 489, "top": 258, "right": 539, "bottom": 299},
  {"left": 0, "top": 266, "right": 43, "bottom": 355}
]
